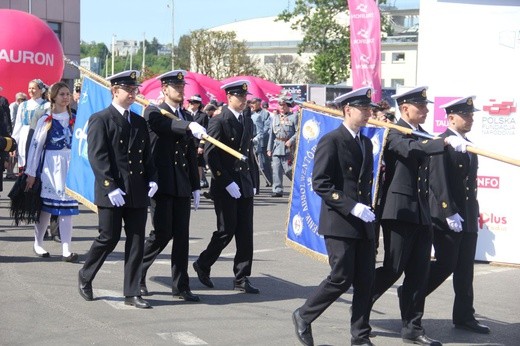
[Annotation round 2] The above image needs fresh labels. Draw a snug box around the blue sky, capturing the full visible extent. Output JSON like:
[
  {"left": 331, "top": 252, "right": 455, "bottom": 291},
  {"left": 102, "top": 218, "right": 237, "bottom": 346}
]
[{"left": 81, "top": 0, "right": 420, "bottom": 46}]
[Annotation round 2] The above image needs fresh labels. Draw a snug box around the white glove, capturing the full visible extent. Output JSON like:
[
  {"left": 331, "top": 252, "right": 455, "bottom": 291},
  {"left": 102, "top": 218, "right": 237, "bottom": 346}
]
[
  {"left": 445, "top": 136, "right": 469, "bottom": 153},
  {"left": 108, "top": 188, "right": 126, "bottom": 207},
  {"left": 148, "top": 181, "right": 158, "bottom": 197},
  {"left": 253, "top": 188, "right": 257, "bottom": 195},
  {"left": 225, "top": 182, "right": 241, "bottom": 199},
  {"left": 192, "top": 190, "right": 201, "bottom": 210},
  {"left": 188, "top": 122, "right": 207, "bottom": 140},
  {"left": 350, "top": 203, "right": 375, "bottom": 223},
  {"left": 446, "top": 213, "right": 464, "bottom": 232}
]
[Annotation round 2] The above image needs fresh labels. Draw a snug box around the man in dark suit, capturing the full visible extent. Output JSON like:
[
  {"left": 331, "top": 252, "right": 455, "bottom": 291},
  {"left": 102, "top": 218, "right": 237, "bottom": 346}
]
[
  {"left": 426, "top": 96, "right": 490, "bottom": 334},
  {"left": 369, "top": 86, "right": 468, "bottom": 345},
  {"left": 192, "top": 80, "right": 259, "bottom": 294},
  {"left": 291, "top": 87, "right": 378, "bottom": 346},
  {"left": 139, "top": 70, "right": 206, "bottom": 302},
  {"left": 78, "top": 70, "right": 158, "bottom": 309}
]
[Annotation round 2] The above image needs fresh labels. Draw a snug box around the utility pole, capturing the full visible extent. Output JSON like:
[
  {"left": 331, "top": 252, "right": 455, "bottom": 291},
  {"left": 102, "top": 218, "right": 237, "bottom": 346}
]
[
  {"left": 142, "top": 33, "right": 146, "bottom": 74},
  {"left": 111, "top": 34, "right": 116, "bottom": 76},
  {"left": 171, "top": 0, "right": 175, "bottom": 69}
]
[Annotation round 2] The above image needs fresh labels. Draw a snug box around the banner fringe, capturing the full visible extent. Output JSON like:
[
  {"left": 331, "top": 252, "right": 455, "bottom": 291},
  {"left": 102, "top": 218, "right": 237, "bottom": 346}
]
[
  {"left": 65, "top": 187, "right": 98, "bottom": 213},
  {"left": 285, "top": 237, "right": 328, "bottom": 263}
]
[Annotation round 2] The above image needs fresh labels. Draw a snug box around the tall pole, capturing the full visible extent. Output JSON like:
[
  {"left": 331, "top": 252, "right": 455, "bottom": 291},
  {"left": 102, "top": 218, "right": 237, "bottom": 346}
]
[
  {"left": 111, "top": 34, "right": 116, "bottom": 76},
  {"left": 142, "top": 32, "right": 146, "bottom": 74},
  {"left": 105, "top": 54, "right": 108, "bottom": 78},
  {"left": 28, "top": 0, "right": 32, "bottom": 13},
  {"left": 171, "top": 0, "right": 175, "bottom": 70}
]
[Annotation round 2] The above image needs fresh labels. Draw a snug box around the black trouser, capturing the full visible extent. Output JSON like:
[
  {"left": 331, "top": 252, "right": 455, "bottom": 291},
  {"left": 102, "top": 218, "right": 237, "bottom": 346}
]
[
  {"left": 299, "top": 236, "right": 375, "bottom": 342},
  {"left": 426, "top": 229, "right": 477, "bottom": 324},
  {"left": 141, "top": 194, "right": 191, "bottom": 292},
  {"left": 370, "top": 220, "right": 432, "bottom": 339},
  {"left": 197, "top": 194, "right": 254, "bottom": 282},
  {"left": 80, "top": 206, "right": 147, "bottom": 296}
]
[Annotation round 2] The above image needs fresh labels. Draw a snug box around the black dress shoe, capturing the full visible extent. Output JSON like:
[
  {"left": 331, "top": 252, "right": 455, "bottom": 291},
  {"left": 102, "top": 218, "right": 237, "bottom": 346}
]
[
  {"left": 454, "top": 320, "right": 490, "bottom": 334},
  {"left": 62, "top": 253, "right": 78, "bottom": 263},
  {"left": 124, "top": 296, "right": 151, "bottom": 309},
  {"left": 78, "top": 271, "right": 93, "bottom": 301},
  {"left": 271, "top": 192, "right": 283, "bottom": 197},
  {"left": 193, "top": 261, "right": 214, "bottom": 288},
  {"left": 351, "top": 338, "right": 374, "bottom": 346},
  {"left": 403, "top": 334, "right": 442, "bottom": 346},
  {"left": 233, "top": 278, "right": 260, "bottom": 294},
  {"left": 173, "top": 289, "right": 200, "bottom": 302},
  {"left": 292, "top": 309, "right": 314, "bottom": 346},
  {"left": 140, "top": 283, "right": 150, "bottom": 296}
]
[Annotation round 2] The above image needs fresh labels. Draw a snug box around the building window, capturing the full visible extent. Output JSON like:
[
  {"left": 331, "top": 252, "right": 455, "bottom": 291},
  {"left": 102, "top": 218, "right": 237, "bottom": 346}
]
[
  {"left": 391, "top": 79, "right": 404, "bottom": 88},
  {"left": 48, "top": 21, "right": 62, "bottom": 41},
  {"left": 264, "top": 55, "right": 293, "bottom": 64},
  {"left": 381, "top": 52, "right": 386, "bottom": 62},
  {"left": 392, "top": 52, "right": 405, "bottom": 63}
]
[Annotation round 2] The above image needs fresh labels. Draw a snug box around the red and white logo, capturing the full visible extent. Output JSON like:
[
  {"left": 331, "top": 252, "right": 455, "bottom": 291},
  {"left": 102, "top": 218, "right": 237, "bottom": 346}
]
[
  {"left": 477, "top": 176, "right": 500, "bottom": 189},
  {"left": 479, "top": 212, "right": 507, "bottom": 231},
  {"left": 482, "top": 99, "right": 516, "bottom": 116}
]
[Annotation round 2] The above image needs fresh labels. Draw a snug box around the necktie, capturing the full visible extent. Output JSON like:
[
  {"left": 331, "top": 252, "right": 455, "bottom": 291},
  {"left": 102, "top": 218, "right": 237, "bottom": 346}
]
[
  {"left": 123, "top": 110, "right": 130, "bottom": 123},
  {"left": 238, "top": 113, "right": 244, "bottom": 127},
  {"left": 355, "top": 134, "right": 364, "bottom": 157}
]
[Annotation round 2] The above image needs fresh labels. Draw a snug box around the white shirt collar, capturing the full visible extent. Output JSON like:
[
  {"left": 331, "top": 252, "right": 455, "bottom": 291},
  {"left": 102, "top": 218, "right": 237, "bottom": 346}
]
[
  {"left": 342, "top": 123, "right": 359, "bottom": 139},
  {"left": 402, "top": 119, "right": 418, "bottom": 131},
  {"left": 111, "top": 102, "right": 128, "bottom": 117},
  {"left": 229, "top": 107, "right": 241, "bottom": 120}
]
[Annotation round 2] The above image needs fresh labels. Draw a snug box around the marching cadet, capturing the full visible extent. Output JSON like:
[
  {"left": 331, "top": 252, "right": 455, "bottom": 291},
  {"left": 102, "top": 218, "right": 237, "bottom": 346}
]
[
  {"left": 140, "top": 70, "right": 206, "bottom": 302},
  {"left": 267, "top": 95, "right": 298, "bottom": 197},
  {"left": 292, "top": 87, "right": 377, "bottom": 346},
  {"left": 369, "top": 86, "right": 468, "bottom": 345},
  {"left": 192, "top": 80, "right": 259, "bottom": 294},
  {"left": 78, "top": 70, "right": 158, "bottom": 309},
  {"left": 426, "top": 96, "right": 490, "bottom": 334}
]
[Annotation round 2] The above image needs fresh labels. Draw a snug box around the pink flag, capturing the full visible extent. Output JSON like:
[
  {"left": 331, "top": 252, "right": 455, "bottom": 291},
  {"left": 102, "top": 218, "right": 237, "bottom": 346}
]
[{"left": 348, "top": 0, "right": 382, "bottom": 101}]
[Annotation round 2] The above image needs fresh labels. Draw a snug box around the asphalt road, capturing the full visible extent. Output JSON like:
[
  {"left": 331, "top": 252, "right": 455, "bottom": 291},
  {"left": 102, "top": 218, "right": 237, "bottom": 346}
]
[{"left": 1, "top": 177, "right": 519, "bottom": 346}]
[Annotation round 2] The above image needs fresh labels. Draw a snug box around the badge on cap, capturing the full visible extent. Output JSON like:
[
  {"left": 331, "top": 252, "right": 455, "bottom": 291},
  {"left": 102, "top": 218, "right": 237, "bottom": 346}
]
[
  {"left": 332, "top": 192, "right": 339, "bottom": 200},
  {"left": 242, "top": 83, "right": 248, "bottom": 91},
  {"left": 177, "top": 72, "right": 184, "bottom": 80},
  {"left": 467, "top": 98, "right": 473, "bottom": 105},
  {"left": 442, "top": 201, "right": 447, "bottom": 209},
  {"left": 104, "top": 180, "right": 110, "bottom": 187},
  {"left": 366, "top": 89, "right": 372, "bottom": 98}
]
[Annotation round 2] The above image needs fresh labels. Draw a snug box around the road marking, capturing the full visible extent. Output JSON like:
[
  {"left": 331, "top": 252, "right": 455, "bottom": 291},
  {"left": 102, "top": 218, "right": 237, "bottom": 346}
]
[
  {"left": 221, "top": 246, "right": 287, "bottom": 258},
  {"left": 157, "top": 332, "right": 208, "bottom": 345},
  {"left": 95, "top": 289, "right": 136, "bottom": 310}
]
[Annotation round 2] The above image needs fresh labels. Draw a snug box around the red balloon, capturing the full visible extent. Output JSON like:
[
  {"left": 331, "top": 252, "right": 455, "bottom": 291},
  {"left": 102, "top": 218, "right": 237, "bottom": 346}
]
[{"left": 0, "top": 9, "right": 64, "bottom": 102}]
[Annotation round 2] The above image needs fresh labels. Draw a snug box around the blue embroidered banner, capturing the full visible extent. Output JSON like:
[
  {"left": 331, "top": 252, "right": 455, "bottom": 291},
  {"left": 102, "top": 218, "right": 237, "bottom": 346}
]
[
  {"left": 286, "top": 108, "right": 386, "bottom": 260},
  {"left": 65, "top": 77, "right": 143, "bottom": 212}
]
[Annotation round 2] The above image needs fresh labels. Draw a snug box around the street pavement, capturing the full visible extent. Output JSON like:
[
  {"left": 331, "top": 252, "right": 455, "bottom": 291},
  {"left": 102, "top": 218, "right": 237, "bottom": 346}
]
[{"left": 0, "top": 177, "right": 519, "bottom": 346}]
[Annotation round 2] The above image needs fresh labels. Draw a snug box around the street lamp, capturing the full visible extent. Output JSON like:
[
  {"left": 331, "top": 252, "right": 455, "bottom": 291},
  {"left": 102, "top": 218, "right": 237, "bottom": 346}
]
[
  {"left": 111, "top": 34, "right": 116, "bottom": 76},
  {"left": 170, "top": 0, "right": 175, "bottom": 70}
]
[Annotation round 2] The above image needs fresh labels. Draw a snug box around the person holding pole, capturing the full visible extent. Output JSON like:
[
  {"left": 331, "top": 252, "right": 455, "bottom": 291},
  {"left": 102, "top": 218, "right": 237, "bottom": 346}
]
[
  {"left": 292, "top": 87, "right": 378, "bottom": 346},
  {"left": 139, "top": 70, "right": 206, "bottom": 302},
  {"left": 78, "top": 70, "right": 158, "bottom": 309},
  {"left": 192, "top": 80, "right": 259, "bottom": 294},
  {"left": 369, "top": 86, "right": 469, "bottom": 345},
  {"left": 425, "top": 96, "right": 490, "bottom": 334}
]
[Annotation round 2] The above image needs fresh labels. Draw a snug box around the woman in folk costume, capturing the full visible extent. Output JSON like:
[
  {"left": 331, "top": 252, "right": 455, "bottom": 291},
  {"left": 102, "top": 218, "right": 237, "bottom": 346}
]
[
  {"left": 25, "top": 82, "right": 79, "bottom": 262},
  {"left": 12, "top": 79, "right": 50, "bottom": 172}
]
